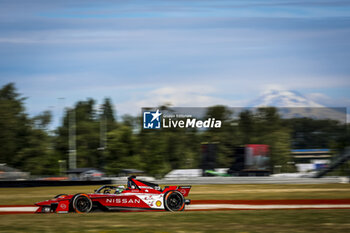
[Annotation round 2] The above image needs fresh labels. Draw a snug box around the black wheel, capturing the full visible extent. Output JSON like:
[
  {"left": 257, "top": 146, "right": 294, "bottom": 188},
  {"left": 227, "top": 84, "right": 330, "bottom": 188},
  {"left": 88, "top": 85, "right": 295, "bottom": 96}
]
[
  {"left": 164, "top": 191, "right": 185, "bottom": 212},
  {"left": 72, "top": 194, "right": 92, "bottom": 213}
]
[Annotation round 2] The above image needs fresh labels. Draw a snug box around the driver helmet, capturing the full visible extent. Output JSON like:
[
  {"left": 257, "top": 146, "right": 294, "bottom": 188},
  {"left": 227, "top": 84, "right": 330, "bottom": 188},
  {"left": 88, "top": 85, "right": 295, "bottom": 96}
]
[{"left": 116, "top": 185, "right": 125, "bottom": 194}]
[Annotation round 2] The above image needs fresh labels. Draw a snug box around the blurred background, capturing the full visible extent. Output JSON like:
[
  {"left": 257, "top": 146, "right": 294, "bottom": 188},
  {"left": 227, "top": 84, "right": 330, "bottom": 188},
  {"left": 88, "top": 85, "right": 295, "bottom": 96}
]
[
  {"left": 0, "top": 1, "right": 349, "bottom": 181},
  {"left": 1, "top": 1, "right": 350, "bottom": 232}
]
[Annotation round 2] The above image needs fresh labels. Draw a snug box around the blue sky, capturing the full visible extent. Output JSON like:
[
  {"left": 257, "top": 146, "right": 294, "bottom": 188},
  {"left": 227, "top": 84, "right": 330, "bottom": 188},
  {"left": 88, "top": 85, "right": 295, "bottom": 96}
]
[{"left": 0, "top": 0, "right": 350, "bottom": 127}]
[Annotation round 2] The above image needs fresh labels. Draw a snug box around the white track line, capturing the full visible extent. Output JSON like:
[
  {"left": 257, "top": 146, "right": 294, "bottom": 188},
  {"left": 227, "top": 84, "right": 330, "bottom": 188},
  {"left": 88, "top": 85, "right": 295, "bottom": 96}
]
[
  {"left": 187, "top": 204, "right": 350, "bottom": 210},
  {"left": 0, "top": 207, "right": 39, "bottom": 212}
]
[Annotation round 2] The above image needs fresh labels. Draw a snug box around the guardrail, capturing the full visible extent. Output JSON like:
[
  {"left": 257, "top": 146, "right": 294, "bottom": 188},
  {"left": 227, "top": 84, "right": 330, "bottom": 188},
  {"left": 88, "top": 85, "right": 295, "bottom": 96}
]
[{"left": 0, "top": 180, "right": 112, "bottom": 188}]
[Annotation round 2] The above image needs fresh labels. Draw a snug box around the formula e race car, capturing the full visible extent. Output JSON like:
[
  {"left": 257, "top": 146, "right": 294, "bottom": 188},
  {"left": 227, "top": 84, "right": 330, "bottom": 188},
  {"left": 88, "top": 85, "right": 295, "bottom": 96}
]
[{"left": 35, "top": 176, "right": 191, "bottom": 213}]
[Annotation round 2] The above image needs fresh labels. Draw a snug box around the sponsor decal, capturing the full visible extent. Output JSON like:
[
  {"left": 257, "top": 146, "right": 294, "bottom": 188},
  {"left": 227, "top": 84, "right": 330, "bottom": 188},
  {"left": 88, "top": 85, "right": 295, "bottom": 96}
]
[
  {"left": 179, "top": 189, "right": 187, "bottom": 195},
  {"left": 145, "top": 195, "right": 154, "bottom": 200},
  {"left": 143, "top": 109, "right": 222, "bottom": 129},
  {"left": 59, "top": 203, "right": 67, "bottom": 209},
  {"left": 163, "top": 118, "right": 221, "bottom": 128},
  {"left": 106, "top": 198, "right": 141, "bottom": 204},
  {"left": 156, "top": 201, "right": 162, "bottom": 207},
  {"left": 143, "top": 109, "right": 162, "bottom": 129}
]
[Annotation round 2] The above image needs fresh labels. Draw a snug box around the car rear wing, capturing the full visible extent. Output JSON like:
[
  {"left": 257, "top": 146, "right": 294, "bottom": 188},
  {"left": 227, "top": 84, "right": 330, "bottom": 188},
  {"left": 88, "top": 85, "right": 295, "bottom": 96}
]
[{"left": 176, "top": 186, "right": 191, "bottom": 197}]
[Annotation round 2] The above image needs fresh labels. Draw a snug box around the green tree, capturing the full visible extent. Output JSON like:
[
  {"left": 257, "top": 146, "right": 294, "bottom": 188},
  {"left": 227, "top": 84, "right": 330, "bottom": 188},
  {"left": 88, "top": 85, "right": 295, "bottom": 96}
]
[
  {"left": 56, "top": 99, "right": 100, "bottom": 169},
  {"left": 284, "top": 117, "right": 346, "bottom": 149},
  {"left": 238, "top": 110, "right": 255, "bottom": 144},
  {"left": 99, "top": 98, "right": 117, "bottom": 132},
  {"left": 137, "top": 130, "right": 171, "bottom": 177},
  {"left": 203, "top": 106, "right": 237, "bottom": 167},
  {"left": 0, "top": 83, "right": 30, "bottom": 165},
  {"left": 264, "top": 129, "right": 293, "bottom": 173},
  {"left": 105, "top": 125, "right": 139, "bottom": 174},
  {"left": 32, "top": 110, "right": 52, "bottom": 130},
  {"left": 15, "top": 118, "right": 59, "bottom": 175}
]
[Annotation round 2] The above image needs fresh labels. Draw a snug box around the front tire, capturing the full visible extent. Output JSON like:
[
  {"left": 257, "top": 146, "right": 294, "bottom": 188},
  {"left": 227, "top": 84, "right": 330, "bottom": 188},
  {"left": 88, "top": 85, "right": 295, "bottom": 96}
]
[
  {"left": 164, "top": 191, "right": 185, "bottom": 212},
  {"left": 71, "top": 194, "right": 92, "bottom": 213}
]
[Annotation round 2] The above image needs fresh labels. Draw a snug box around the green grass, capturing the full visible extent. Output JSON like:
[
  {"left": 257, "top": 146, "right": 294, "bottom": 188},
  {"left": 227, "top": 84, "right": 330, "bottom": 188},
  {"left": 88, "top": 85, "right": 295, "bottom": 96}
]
[
  {"left": 1, "top": 210, "right": 350, "bottom": 232},
  {"left": 0, "top": 184, "right": 349, "bottom": 232}
]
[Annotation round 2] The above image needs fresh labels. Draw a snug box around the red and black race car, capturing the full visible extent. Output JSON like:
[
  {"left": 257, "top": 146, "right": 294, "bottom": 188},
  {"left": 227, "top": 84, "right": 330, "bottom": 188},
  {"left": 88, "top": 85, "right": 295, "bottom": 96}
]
[{"left": 35, "top": 176, "right": 191, "bottom": 213}]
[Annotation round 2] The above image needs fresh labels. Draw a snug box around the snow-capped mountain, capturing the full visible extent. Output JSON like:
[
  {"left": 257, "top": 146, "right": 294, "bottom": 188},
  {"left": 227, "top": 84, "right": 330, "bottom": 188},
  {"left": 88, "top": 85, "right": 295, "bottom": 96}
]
[
  {"left": 247, "top": 89, "right": 346, "bottom": 123},
  {"left": 248, "top": 89, "right": 324, "bottom": 107}
]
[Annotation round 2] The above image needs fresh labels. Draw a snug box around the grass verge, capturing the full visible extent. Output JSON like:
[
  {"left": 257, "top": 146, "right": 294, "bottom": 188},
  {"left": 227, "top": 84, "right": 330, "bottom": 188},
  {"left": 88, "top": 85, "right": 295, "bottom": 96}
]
[{"left": 1, "top": 209, "right": 350, "bottom": 232}]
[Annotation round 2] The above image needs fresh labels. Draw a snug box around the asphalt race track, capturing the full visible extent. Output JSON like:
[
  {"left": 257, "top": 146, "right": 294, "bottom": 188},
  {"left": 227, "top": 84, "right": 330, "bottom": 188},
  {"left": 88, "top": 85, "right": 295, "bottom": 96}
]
[{"left": 1, "top": 199, "right": 350, "bottom": 214}]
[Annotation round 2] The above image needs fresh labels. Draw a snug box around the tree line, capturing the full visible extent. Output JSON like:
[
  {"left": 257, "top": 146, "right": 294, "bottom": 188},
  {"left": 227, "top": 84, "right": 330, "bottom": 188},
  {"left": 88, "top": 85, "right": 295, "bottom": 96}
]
[{"left": 0, "top": 83, "right": 348, "bottom": 177}]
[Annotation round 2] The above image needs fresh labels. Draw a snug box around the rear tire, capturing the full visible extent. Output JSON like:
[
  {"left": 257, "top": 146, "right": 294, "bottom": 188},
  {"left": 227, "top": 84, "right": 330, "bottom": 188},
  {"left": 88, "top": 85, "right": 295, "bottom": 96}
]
[
  {"left": 164, "top": 191, "right": 185, "bottom": 212},
  {"left": 71, "top": 194, "right": 92, "bottom": 213}
]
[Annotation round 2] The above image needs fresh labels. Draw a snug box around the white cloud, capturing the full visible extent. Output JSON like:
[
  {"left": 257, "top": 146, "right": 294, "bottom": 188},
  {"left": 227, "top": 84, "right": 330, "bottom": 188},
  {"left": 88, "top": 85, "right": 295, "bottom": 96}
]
[
  {"left": 115, "top": 85, "right": 243, "bottom": 116},
  {"left": 260, "top": 84, "right": 287, "bottom": 94}
]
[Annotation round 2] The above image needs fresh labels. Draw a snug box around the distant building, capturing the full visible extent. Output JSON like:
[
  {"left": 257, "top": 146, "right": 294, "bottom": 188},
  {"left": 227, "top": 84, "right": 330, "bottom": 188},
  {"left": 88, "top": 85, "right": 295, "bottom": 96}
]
[{"left": 291, "top": 149, "right": 331, "bottom": 172}]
